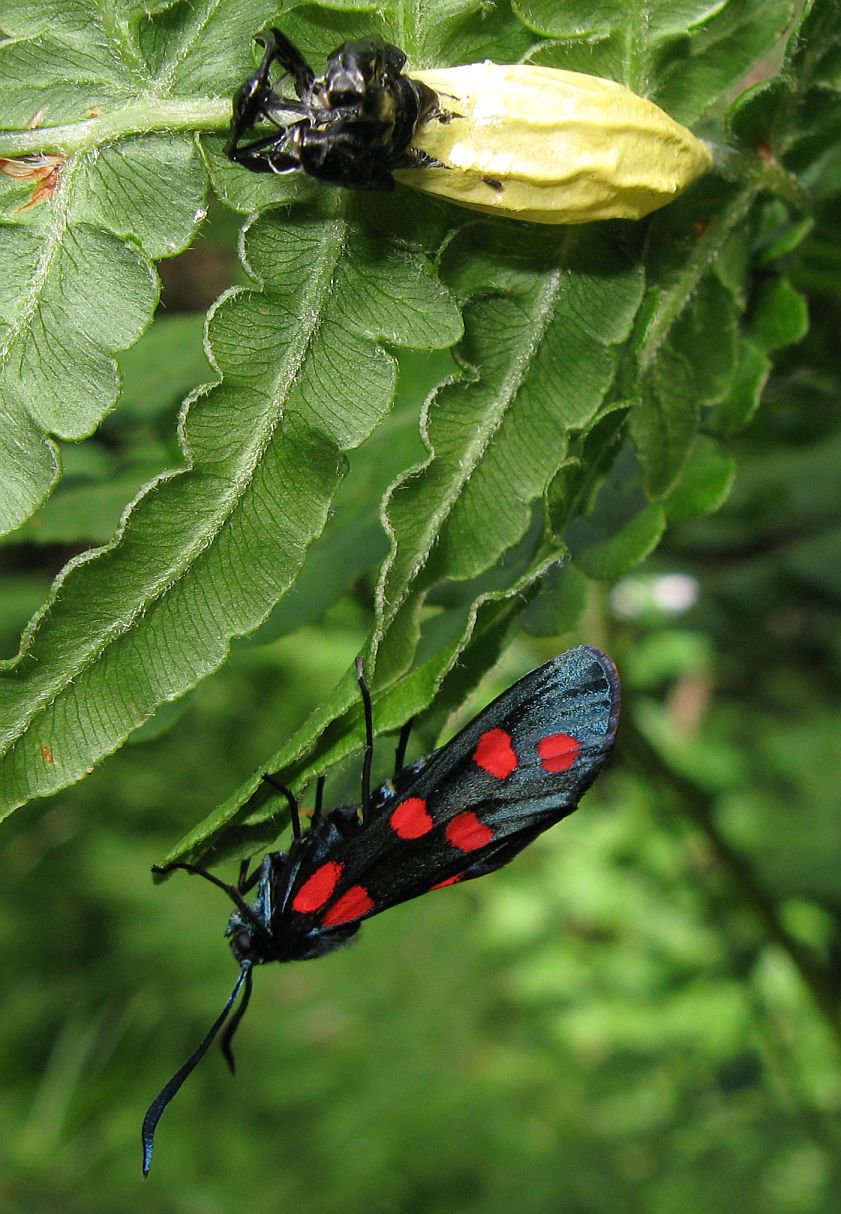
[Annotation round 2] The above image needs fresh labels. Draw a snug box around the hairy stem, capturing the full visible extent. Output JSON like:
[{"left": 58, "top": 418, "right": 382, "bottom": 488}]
[{"left": 0, "top": 98, "right": 232, "bottom": 158}]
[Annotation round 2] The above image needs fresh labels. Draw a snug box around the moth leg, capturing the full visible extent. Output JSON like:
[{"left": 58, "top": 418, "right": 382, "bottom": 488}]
[
  {"left": 312, "top": 774, "right": 325, "bottom": 824},
  {"left": 152, "top": 862, "right": 262, "bottom": 927},
  {"left": 393, "top": 717, "right": 414, "bottom": 774},
  {"left": 227, "top": 27, "right": 313, "bottom": 162},
  {"left": 261, "top": 772, "right": 302, "bottom": 839},
  {"left": 237, "top": 860, "right": 263, "bottom": 895},
  {"left": 254, "top": 27, "right": 315, "bottom": 101},
  {"left": 355, "top": 656, "right": 375, "bottom": 818},
  {"left": 329, "top": 804, "right": 364, "bottom": 839},
  {"left": 226, "top": 32, "right": 286, "bottom": 157},
  {"left": 233, "top": 147, "right": 303, "bottom": 175},
  {"left": 227, "top": 130, "right": 303, "bottom": 174}
]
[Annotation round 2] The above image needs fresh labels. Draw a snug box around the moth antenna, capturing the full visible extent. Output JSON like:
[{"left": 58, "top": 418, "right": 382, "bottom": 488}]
[
  {"left": 355, "top": 657, "right": 374, "bottom": 819},
  {"left": 141, "top": 963, "right": 252, "bottom": 1176},
  {"left": 219, "top": 964, "right": 254, "bottom": 1075}
]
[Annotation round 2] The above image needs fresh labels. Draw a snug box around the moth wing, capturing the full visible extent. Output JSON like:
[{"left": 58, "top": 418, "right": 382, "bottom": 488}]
[{"left": 308, "top": 646, "right": 619, "bottom": 928}]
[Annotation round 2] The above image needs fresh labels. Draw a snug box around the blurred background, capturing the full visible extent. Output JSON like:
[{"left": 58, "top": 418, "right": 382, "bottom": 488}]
[{"left": 1, "top": 199, "right": 840, "bottom": 1214}]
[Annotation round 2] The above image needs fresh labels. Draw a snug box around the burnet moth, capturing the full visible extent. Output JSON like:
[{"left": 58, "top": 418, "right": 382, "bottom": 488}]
[{"left": 141, "top": 645, "right": 620, "bottom": 1174}]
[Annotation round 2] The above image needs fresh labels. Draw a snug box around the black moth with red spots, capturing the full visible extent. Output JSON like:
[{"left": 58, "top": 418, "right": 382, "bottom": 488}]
[{"left": 141, "top": 646, "right": 619, "bottom": 1174}]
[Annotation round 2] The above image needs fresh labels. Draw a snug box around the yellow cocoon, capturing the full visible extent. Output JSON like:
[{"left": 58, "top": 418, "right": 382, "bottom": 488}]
[{"left": 398, "top": 62, "right": 713, "bottom": 224}]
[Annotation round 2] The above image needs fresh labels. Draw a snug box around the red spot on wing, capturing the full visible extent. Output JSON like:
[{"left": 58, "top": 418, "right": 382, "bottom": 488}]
[
  {"left": 390, "top": 797, "right": 434, "bottom": 839},
  {"left": 446, "top": 812, "right": 494, "bottom": 852},
  {"left": 430, "top": 873, "right": 463, "bottom": 891},
  {"left": 473, "top": 728, "right": 518, "bottom": 779},
  {"left": 292, "top": 861, "right": 344, "bottom": 913},
  {"left": 322, "top": 885, "right": 374, "bottom": 927},
  {"left": 537, "top": 732, "right": 581, "bottom": 772}
]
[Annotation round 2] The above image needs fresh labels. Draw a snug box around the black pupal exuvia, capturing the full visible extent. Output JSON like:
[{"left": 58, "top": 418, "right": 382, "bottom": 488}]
[
  {"left": 141, "top": 647, "right": 620, "bottom": 1174},
  {"left": 225, "top": 27, "right": 440, "bottom": 191}
]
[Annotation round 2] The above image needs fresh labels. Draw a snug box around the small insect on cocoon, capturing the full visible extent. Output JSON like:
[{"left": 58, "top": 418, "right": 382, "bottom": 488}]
[
  {"left": 141, "top": 647, "right": 619, "bottom": 1173},
  {"left": 226, "top": 29, "right": 712, "bottom": 223}
]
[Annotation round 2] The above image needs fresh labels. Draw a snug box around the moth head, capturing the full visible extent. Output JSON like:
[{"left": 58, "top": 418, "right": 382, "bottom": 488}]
[{"left": 226, "top": 913, "right": 271, "bottom": 966}]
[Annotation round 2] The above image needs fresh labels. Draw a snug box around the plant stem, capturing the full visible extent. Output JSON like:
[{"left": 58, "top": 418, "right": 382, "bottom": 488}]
[
  {"left": 636, "top": 150, "right": 808, "bottom": 374},
  {"left": 0, "top": 98, "right": 232, "bottom": 158}
]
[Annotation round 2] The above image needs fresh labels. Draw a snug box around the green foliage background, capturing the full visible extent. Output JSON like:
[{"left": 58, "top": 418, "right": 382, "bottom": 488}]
[{"left": 1, "top": 0, "right": 841, "bottom": 1210}]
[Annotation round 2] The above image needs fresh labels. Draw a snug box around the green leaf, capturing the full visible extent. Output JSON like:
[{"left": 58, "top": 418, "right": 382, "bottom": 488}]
[
  {"left": 416, "top": 556, "right": 560, "bottom": 740},
  {"left": 4, "top": 315, "right": 210, "bottom": 545},
  {"left": 630, "top": 346, "right": 699, "bottom": 499},
  {"left": 10, "top": 472, "right": 160, "bottom": 545},
  {"left": 0, "top": 208, "right": 159, "bottom": 533},
  {"left": 566, "top": 447, "right": 667, "bottom": 578},
  {"left": 253, "top": 360, "right": 438, "bottom": 642},
  {"left": 521, "top": 563, "right": 589, "bottom": 637},
  {"left": 373, "top": 224, "right": 644, "bottom": 683},
  {"left": 0, "top": 0, "right": 284, "bottom": 532},
  {"left": 751, "top": 276, "right": 809, "bottom": 351},
  {"left": 668, "top": 276, "right": 739, "bottom": 407},
  {"left": 0, "top": 195, "right": 462, "bottom": 819},
  {"left": 282, "top": 0, "right": 536, "bottom": 67},
  {"left": 709, "top": 339, "right": 770, "bottom": 436},
  {"left": 665, "top": 434, "right": 736, "bottom": 521},
  {"left": 519, "top": 0, "right": 793, "bottom": 125},
  {"left": 0, "top": 0, "right": 542, "bottom": 532},
  {"left": 513, "top": 1, "right": 729, "bottom": 41},
  {"left": 116, "top": 314, "right": 211, "bottom": 421},
  {"left": 655, "top": 0, "right": 794, "bottom": 125},
  {"left": 726, "top": 0, "right": 841, "bottom": 199}
]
